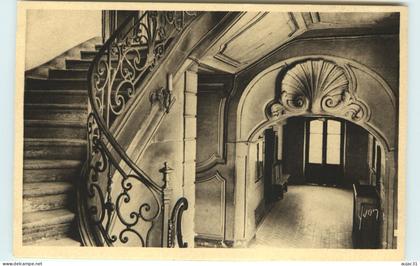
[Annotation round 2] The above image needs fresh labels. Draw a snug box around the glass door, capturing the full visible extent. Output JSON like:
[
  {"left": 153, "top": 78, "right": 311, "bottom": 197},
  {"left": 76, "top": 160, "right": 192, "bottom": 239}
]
[{"left": 305, "top": 118, "right": 344, "bottom": 185}]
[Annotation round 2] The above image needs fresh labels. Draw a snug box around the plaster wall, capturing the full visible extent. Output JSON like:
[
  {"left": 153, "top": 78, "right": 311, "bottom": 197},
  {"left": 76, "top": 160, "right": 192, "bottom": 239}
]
[{"left": 25, "top": 10, "right": 101, "bottom": 70}]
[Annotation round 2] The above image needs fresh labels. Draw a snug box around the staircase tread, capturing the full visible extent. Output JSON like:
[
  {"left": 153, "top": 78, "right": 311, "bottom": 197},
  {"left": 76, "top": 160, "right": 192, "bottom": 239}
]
[
  {"left": 23, "top": 182, "right": 73, "bottom": 197},
  {"left": 66, "top": 58, "right": 93, "bottom": 62},
  {"left": 32, "top": 237, "right": 81, "bottom": 246},
  {"left": 25, "top": 119, "right": 86, "bottom": 127},
  {"left": 25, "top": 89, "right": 87, "bottom": 94},
  {"left": 24, "top": 159, "right": 82, "bottom": 169},
  {"left": 25, "top": 103, "right": 87, "bottom": 109},
  {"left": 26, "top": 77, "right": 85, "bottom": 82},
  {"left": 24, "top": 138, "right": 86, "bottom": 145},
  {"left": 50, "top": 69, "right": 88, "bottom": 72},
  {"left": 26, "top": 77, "right": 87, "bottom": 82},
  {"left": 23, "top": 209, "right": 75, "bottom": 227}
]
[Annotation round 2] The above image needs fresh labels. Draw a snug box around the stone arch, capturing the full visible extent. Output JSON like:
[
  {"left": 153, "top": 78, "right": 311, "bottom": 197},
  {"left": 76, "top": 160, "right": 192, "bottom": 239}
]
[
  {"left": 236, "top": 55, "right": 396, "bottom": 151},
  {"left": 233, "top": 55, "right": 398, "bottom": 248}
]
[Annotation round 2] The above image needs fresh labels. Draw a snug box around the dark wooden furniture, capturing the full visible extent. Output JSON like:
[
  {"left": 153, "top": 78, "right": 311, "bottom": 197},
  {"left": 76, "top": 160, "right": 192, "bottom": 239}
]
[
  {"left": 352, "top": 183, "right": 380, "bottom": 248},
  {"left": 272, "top": 163, "right": 290, "bottom": 200}
]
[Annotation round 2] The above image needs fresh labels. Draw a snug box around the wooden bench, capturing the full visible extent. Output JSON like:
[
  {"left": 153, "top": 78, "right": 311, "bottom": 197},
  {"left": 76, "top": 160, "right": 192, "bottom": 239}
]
[{"left": 272, "top": 163, "right": 290, "bottom": 200}]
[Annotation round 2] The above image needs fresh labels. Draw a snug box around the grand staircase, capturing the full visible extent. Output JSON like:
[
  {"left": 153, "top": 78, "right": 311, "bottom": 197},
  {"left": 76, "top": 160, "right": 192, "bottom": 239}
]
[
  {"left": 22, "top": 45, "right": 101, "bottom": 246},
  {"left": 22, "top": 10, "right": 218, "bottom": 247}
]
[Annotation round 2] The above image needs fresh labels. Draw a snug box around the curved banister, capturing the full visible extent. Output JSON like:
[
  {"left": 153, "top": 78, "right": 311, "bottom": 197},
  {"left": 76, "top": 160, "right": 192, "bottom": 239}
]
[
  {"left": 168, "top": 197, "right": 189, "bottom": 248},
  {"left": 87, "top": 13, "right": 160, "bottom": 192},
  {"left": 80, "top": 11, "right": 198, "bottom": 247}
]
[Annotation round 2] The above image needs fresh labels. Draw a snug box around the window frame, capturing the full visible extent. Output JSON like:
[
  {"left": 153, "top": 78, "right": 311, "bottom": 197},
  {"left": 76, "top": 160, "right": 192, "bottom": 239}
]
[
  {"left": 255, "top": 136, "right": 265, "bottom": 182},
  {"left": 305, "top": 117, "right": 345, "bottom": 167}
]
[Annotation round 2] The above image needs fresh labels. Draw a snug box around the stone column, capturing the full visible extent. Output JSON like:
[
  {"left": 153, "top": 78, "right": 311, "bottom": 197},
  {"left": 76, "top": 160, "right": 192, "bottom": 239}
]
[
  {"left": 182, "top": 67, "right": 198, "bottom": 246},
  {"left": 233, "top": 141, "right": 249, "bottom": 246}
]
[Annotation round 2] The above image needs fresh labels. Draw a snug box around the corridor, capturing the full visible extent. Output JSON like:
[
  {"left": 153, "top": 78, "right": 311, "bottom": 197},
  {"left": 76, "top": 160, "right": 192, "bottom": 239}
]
[{"left": 249, "top": 185, "right": 353, "bottom": 249}]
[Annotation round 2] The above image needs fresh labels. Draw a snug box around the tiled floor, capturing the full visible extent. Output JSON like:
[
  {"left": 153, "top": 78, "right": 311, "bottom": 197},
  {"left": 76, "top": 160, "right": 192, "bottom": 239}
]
[{"left": 249, "top": 185, "right": 353, "bottom": 249}]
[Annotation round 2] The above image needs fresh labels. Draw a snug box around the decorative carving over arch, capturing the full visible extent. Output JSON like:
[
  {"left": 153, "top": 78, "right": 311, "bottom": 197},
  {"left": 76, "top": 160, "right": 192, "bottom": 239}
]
[{"left": 267, "top": 59, "right": 371, "bottom": 123}]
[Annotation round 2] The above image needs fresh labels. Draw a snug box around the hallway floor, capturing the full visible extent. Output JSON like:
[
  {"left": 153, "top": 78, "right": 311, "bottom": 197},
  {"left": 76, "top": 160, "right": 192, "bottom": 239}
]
[{"left": 249, "top": 185, "right": 353, "bottom": 249}]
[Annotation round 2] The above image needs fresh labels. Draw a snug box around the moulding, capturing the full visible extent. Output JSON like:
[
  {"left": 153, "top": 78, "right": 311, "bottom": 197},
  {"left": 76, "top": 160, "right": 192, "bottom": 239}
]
[
  {"left": 237, "top": 55, "right": 395, "bottom": 152},
  {"left": 266, "top": 59, "right": 371, "bottom": 124},
  {"left": 214, "top": 12, "right": 266, "bottom": 68},
  {"left": 195, "top": 171, "right": 226, "bottom": 240},
  {"left": 215, "top": 12, "right": 299, "bottom": 68},
  {"left": 196, "top": 82, "right": 228, "bottom": 173}
]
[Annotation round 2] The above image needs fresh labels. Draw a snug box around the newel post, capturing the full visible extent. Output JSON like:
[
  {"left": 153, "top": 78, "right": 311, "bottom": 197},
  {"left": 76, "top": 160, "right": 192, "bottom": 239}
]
[{"left": 160, "top": 161, "right": 173, "bottom": 247}]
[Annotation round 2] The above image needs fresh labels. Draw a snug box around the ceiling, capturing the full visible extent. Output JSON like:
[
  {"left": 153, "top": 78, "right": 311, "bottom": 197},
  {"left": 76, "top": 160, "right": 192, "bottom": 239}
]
[{"left": 196, "top": 12, "right": 399, "bottom": 74}]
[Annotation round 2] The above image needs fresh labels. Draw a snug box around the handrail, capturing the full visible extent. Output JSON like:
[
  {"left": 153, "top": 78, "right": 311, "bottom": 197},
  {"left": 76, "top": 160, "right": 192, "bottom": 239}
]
[
  {"left": 168, "top": 197, "right": 189, "bottom": 248},
  {"left": 87, "top": 12, "right": 161, "bottom": 192},
  {"left": 82, "top": 11, "right": 197, "bottom": 247}
]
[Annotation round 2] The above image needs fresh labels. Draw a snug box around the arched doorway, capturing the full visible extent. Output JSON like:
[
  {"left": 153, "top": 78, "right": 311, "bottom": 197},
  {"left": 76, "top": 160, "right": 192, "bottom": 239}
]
[
  {"left": 233, "top": 56, "right": 397, "bottom": 248},
  {"left": 245, "top": 115, "right": 385, "bottom": 248}
]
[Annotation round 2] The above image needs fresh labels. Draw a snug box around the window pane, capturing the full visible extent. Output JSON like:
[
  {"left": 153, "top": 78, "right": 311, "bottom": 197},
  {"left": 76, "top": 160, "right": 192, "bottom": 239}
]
[
  {"left": 309, "top": 132, "right": 323, "bottom": 163},
  {"left": 257, "top": 142, "right": 262, "bottom": 162},
  {"left": 327, "top": 120, "right": 341, "bottom": 134},
  {"left": 308, "top": 120, "right": 324, "bottom": 164},
  {"left": 310, "top": 120, "right": 323, "bottom": 134},
  {"left": 326, "top": 134, "right": 341, "bottom": 164}
]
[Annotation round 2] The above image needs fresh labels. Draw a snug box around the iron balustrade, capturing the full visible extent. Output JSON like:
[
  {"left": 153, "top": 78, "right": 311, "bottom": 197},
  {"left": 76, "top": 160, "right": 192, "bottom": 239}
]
[{"left": 81, "top": 11, "right": 196, "bottom": 247}]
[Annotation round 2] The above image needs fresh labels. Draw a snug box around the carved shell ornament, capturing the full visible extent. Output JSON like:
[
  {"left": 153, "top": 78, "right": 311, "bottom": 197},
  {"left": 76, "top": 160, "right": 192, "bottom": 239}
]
[{"left": 268, "top": 59, "right": 370, "bottom": 122}]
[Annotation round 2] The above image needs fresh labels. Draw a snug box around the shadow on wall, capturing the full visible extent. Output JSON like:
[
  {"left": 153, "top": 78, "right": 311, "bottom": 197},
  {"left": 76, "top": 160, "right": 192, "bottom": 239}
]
[{"left": 25, "top": 9, "right": 102, "bottom": 70}]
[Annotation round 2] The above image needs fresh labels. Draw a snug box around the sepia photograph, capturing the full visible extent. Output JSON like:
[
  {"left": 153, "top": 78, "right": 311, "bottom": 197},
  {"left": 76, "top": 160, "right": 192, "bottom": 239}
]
[{"left": 13, "top": 1, "right": 407, "bottom": 260}]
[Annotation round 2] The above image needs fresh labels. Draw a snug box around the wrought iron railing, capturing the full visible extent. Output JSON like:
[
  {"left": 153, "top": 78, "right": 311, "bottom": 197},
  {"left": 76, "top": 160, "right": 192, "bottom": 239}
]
[{"left": 80, "top": 11, "right": 196, "bottom": 247}]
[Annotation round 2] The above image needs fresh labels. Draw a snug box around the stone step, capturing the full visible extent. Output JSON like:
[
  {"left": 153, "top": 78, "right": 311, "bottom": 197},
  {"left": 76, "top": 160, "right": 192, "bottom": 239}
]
[
  {"left": 80, "top": 48, "right": 146, "bottom": 60},
  {"left": 25, "top": 90, "right": 88, "bottom": 105},
  {"left": 23, "top": 209, "right": 75, "bottom": 244},
  {"left": 23, "top": 159, "right": 83, "bottom": 182},
  {"left": 24, "top": 103, "right": 87, "bottom": 121},
  {"left": 80, "top": 50, "right": 98, "bottom": 60},
  {"left": 23, "top": 222, "right": 74, "bottom": 244},
  {"left": 24, "top": 182, "right": 75, "bottom": 213},
  {"left": 24, "top": 138, "right": 86, "bottom": 160},
  {"left": 24, "top": 120, "right": 86, "bottom": 139},
  {"left": 32, "top": 237, "right": 81, "bottom": 246},
  {"left": 65, "top": 57, "right": 118, "bottom": 70},
  {"left": 23, "top": 182, "right": 73, "bottom": 197},
  {"left": 95, "top": 44, "right": 103, "bottom": 51},
  {"left": 49, "top": 69, "right": 88, "bottom": 80},
  {"left": 23, "top": 193, "right": 73, "bottom": 212},
  {"left": 65, "top": 59, "right": 92, "bottom": 70},
  {"left": 25, "top": 78, "right": 87, "bottom": 91}
]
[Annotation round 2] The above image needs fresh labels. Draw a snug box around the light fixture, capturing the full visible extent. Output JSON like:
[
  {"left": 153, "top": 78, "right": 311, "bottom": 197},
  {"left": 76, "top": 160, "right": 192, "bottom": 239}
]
[{"left": 149, "top": 73, "right": 173, "bottom": 113}]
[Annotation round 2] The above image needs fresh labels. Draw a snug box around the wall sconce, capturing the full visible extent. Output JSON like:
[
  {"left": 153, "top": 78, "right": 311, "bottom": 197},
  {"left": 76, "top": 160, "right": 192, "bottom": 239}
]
[{"left": 149, "top": 74, "right": 173, "bottom": 113}]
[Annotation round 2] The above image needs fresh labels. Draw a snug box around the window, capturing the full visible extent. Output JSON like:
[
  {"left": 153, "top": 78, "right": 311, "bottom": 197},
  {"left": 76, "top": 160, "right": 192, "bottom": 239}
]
[
  {"left": 308, "top": 120, "right": 323, "bottom": 163},
  {"left": 308, "top": 118, "right": 342, "bottom": 165},
  {"left": 326, "top": 120, "right": 341, "bottom": 165},
  {"left": 255, "top": 137, "right": 264, "bottom": 181}
]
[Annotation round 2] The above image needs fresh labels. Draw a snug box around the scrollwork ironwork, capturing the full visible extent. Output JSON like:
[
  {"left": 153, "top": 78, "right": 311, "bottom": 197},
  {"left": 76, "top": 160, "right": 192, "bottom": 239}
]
[
  {"left": 85, "top": 113, "right": 164, "bottom": 246},
  {"left": 83, "top": 11, "right": 198, "bottom": 247},
  {"left": 90, "top": 11, "right": 197, "bottom": 126}
]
